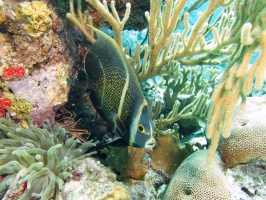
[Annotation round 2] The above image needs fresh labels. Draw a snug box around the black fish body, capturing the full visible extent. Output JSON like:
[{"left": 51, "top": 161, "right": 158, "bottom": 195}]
[{"left": 77, "top": 28, "right": 155, "bottom": 149}]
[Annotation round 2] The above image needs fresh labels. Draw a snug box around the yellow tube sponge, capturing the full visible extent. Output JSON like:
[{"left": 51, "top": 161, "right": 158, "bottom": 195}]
[{"left": 16, "top": 1, "right": 52, "bottom": 38}]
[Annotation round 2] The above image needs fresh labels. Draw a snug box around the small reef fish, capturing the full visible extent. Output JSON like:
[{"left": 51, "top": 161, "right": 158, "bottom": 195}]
[{"left": 75, "top": 27, "right": 156, "bottom": 149}]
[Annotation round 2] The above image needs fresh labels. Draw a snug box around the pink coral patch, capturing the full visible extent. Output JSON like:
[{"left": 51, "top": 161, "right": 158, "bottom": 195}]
[
  {"left": 2, "top": 66, "right": 25, "bottom": 81},
  {"left": 0, "top": 97, "right": 12, "bottom": 116}
]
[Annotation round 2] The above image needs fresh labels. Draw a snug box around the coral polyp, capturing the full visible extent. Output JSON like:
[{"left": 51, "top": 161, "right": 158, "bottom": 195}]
[
  {"left": 2, "top": 66, "right": 26, "bottom": 81},
  {"left": 0, "top": 116, "right": 96, "bottom": 200},
  {"left": 0, "top": 97, "right": 12, "bottom": 116}
]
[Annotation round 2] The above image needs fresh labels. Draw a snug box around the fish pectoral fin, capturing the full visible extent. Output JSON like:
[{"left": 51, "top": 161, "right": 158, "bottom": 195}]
[
  {"left": 129, "top": 141, "right": 141, "bottom": 148},
  {"left": 73, "top": 69, "right": 89, "bottom": 89},
  {"left": 113, "top": 114, "right": 127, "bottom": 136}
]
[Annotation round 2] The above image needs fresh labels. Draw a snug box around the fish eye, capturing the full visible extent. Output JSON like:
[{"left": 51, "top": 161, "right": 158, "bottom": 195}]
[{"left": 137, "top": 124, "right": 145, "bottom": 133}]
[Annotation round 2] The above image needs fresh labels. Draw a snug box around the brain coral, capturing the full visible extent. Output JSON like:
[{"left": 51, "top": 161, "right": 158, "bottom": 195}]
[
  {"left": 0, "top": 116, "right": 96, "bottom": 200},
  {"left": 218, "top": 96, "right": 266, "bottom": 167},
  {"left": 16, "top": 1, "right": 52, "bottom": 38},
  {"left": 163, "top": 150, "right": 246, "bottom": 200}
]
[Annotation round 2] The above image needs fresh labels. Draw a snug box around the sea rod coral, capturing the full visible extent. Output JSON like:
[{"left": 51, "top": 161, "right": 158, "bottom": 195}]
[
  {"left": 71, "top": 0, "right": 266, "bottom": 164},
  {"left": 0, "top": 116, "right": 96, "bottom": 200},
  {"left": 206, "top": 0, "right": 266, "bottom": 163}
]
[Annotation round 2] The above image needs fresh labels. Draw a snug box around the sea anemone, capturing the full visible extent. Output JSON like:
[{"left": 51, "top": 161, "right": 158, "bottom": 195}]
[{"left": 0, "top": 116, "right": 96, "bottom": 200}]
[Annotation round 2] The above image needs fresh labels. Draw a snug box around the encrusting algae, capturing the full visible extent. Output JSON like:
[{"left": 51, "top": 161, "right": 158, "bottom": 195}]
[{"left": 15, "top": 1, "right": 52, "bottom": 38}]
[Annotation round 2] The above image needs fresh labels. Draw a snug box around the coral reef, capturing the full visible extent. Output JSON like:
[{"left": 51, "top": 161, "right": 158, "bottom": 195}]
[
  {"left": 149, "top": 135, "right": 194, "bottom": 174},
  {"left": 206, "top": 0, "right": 266, "bottom": 163},
  {"left": 0, "top": 116, "right": 96, "bottom": 199},
  {"left": 0, "top": 97, "right": 11, "bottom": 116},
  {"left": 0, "top": 0, "right": 73, "bottom": 126},
  {"left": 0, "top": 31, "right": 67, "bottom": 71},
  {"left": 124, "top": 169, "right": 171, "bottom": 199},
  {"left": 0, "top": 10, "right": 5, "bottom": 25},
  {"left": 0, "top": 0, "right": 5, "bottom": 25},
  {"left": 102, "top": 146, "right": 150, "bottom": 180},
  {"left": 8, "top": 63, "right": 70, "bottom": 126},
  {"left": 163, "top": 150, "right": 250, "bottom": 200},
  {"left": 0, "top": 0, "right": 264, "bottom": 199},
  {"left": 0, "top": 83, "right": 33, "bottom": 124},
  {"left": 125, "top": 147, "right": 149, "bottom": 180},
  {"left": 218, "top": 96, "right": 266, "bottom": 167},
  {"left": 71, "top": 0, "right": 266, "bottom": 164},
  {"left": 1, "top": 66, "right": 25, "bottom": 81},
  {"left": 102, "top": 135, "right": 203, "bottom": 180},
  {"left": 101, "top": 146, "right": 129, "bottom": 178},
  {"left": 162, "top": 66, "right": 218, "bottom": 110},
  {"left": 120, "top": 0, "right": 151, "bottom": 29},
  {"left": 62, "top": 157, "right": 130, "bottom": 200},
  {"left": 62, "top": 156, "right": 172, "bottom": 200},
  {"left": 224, "top": 162, "right": 266, "bottom": 199},
  {"left": 150, "top": 65, "right": 219, "bottom": 136},
  {"left": 15, "top": 1, "right": 52, "bottom": 38},
  {"left": 164, "top": 95, "right": 266, "bottom": 199}
]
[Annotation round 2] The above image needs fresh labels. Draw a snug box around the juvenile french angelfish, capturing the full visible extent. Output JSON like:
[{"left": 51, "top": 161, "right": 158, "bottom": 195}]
[{"left": 75, "top": 27, "right": 156, "bottom": 149}]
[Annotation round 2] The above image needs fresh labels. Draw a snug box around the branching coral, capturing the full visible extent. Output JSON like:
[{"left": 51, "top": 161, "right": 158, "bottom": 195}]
[
  {"left": 135, "top": 0, "right": 266, "bottom": 163},
  {"left": 206, "top": 0, "right": 266, "bottom": 164},
  {"left": 152, "top": 91, "right": 209, "bottom": 136},
  {"left": 132, "top": 0, "right": 235, "bottom": 82},
  {"left": 151, "top": 65, "right": 219, "bottom": 135},
  {"left": 66, "top": 0, "right": 266, "bottom": 164},
  {"left": 67, "top": 0, "right": 131, "bottom": 49},
  {"left": 0, "top": 116, "right": 96, "bottom": 200}
]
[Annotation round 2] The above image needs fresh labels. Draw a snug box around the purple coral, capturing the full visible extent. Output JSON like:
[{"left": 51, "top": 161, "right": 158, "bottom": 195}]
[{"left": 8, "top": 64, "right": 68, "bottom": 126}]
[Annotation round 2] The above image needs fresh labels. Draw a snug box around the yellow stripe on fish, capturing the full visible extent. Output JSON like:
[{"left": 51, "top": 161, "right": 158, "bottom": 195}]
[{"left": 75, "top": 26, "right": 155, "bottom": 149}]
